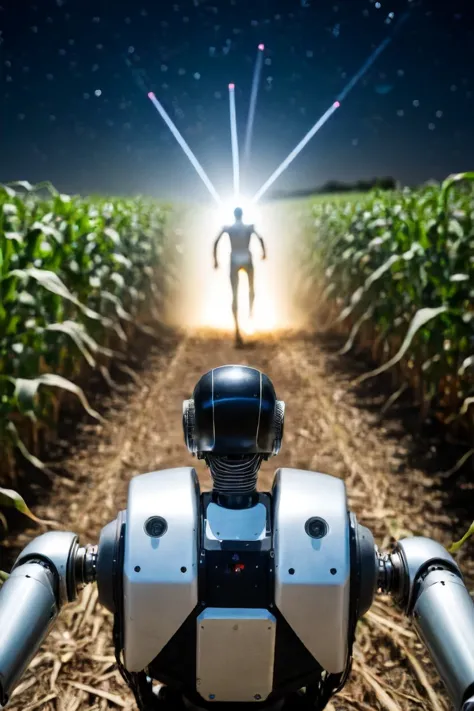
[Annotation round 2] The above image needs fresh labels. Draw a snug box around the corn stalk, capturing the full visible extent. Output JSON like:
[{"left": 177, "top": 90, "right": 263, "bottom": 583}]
[
  {"left": 301, "top": 172, "right": 474, "bottom": 443},
  {"left": 0, "top": 181, "right": 174, "bottom": 482}
]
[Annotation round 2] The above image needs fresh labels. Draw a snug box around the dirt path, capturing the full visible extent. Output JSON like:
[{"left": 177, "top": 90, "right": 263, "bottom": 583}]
[{"left": 5, "top": 330, "right": 472, "bottom": 711}]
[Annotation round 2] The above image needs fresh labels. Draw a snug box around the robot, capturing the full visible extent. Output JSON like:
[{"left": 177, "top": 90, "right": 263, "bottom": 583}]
[{"left": 0, "top": 365, "right": 473, "bottom": 711}]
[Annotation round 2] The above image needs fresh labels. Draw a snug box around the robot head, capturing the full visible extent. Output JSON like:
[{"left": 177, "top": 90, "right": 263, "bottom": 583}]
[
  {"left": 183, "top": 365, "right": 284, "bottom": 458},
  {"left": 183, "top": 366, "right": 284, "bottom": 499},
  {"left": 233, "top": 206, "right": 243, "bottom": 220}
]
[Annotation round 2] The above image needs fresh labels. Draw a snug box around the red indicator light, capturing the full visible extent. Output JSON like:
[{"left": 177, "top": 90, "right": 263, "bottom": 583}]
[{"left": 233, "top": 563, "right": 245, "bottom": 574}]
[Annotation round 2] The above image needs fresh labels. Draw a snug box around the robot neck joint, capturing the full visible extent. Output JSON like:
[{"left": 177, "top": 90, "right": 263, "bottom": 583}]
[{"left": 206, "top": 454, "right": 263, "bottom": 509}]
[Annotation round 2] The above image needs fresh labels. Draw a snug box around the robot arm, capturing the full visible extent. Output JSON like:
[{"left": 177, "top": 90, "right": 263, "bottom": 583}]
[
  {"left": 0, "top": 532, "right": 97, "bottom": 707},
  {"left": 377, "top": 537, "right": 474, "bottom": 711}
]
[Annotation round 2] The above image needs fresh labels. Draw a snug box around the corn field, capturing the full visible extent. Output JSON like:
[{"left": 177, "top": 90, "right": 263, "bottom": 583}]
[
  {"left": 0, "top": 181, "right": 173, "bottom": 487},
  {"left": 301, "top": 172, "right": 474, "bottom": 448}
]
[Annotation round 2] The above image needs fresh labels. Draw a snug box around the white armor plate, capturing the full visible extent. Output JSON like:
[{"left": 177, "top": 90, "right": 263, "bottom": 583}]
[
  {"left": 196, "top": 608, "right": 276, "bottom": 702},
  {"left": 273, "top": 468, "right": 351, "bottom": 673},
  {"left": 123, "top": 468, "right": 199, "bottom": 671}
]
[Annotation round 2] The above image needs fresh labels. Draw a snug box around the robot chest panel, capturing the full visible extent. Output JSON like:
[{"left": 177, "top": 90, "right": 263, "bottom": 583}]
[{"left": 199, "top": 493, "right": 274, "bottom": 608}]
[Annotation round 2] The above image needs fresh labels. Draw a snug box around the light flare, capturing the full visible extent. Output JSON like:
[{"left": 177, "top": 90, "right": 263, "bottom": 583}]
[
  {"left": 251, "top": 10, "right": 411, "bottom": 204},
  {"left": 244, "top": 44, "right": 265, "bottom": 171},
  {"left": 251, "top": 102, "right": 340, "bottom": 204},
  {"left": 336, "top": 38, "right": 391, "bottom": 103},
  {"left": 147, "top": 92, "right": 222, "bottom": 206},
  {"left": 228, "top": 83, "right": 240, "bottom": 198}
]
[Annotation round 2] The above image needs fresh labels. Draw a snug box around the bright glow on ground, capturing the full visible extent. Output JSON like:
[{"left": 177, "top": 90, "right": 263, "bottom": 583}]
[
  {"left": 173, "top": 201, "right": 301, "bottom": 340},
  {"left": 198, "top": 254, "right": 280, "bottom": 334},
  {"left": 177, "top": 205, "right": 287, "bottom": 335}
]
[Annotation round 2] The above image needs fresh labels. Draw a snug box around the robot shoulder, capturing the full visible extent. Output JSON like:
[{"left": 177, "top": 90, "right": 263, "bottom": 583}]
[
  {"left": 97, "top": 467, "right": 200, "bottom": 614},
  {"left": 124, "top": 467, "right": 200, "bottom": 546},
  {"left": 273, "top": 468, "right": 351, "bottom": 672},
  {"left": 96, "top": 468, "right": 201, "bottom": 670}
]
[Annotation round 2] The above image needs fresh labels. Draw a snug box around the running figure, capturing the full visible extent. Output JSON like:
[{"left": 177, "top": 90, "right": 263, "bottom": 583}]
[{"left": 213, "top": 206, "right": 266, "bottom": 345}]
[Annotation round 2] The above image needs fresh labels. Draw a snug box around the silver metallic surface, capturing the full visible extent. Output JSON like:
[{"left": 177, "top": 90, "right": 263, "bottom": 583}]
[
  {"left": 123, "top": 467, "right": 200, "bottom": 672},
  {"left": 196, "top": 608, "right": 276, "bottom": 702},
  {"left": 12, "top": 531, "right": 80, "bottom": 604},
  {"left": 377, "top": 549, "right": 394, "bottom": 593},
  {"left": 0, "top": 563, "right": 57, "bottom": 706},
  {"left": 84, "top": 545, "right": 98, "bottom": 583},
  {"left": 273, "top": 468, "right": 351, "bottom": 674},
  {"left": 74, "top": 544, "right": 98, "bottom": 586},
  {"left": 272, "top": 400, "right": 285, "bottom": 455},
  {"left": 392, "top": 537, "right": 460, "bottom": 610},
  {"left": 462, "top": 696, "right": 474, "bottom": 711},
  {"left": 205, "top": 501, "right": 267, "bottom": 541},
  {"left": 183, "top": 399, "right": 197, "bottom": 455},
  {"left": 413, "top": 568, "right": 474, "bottom": 710}
]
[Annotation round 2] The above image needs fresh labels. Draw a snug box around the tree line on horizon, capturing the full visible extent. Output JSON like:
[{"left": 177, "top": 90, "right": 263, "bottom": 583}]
[{"left": 267, "top": 176, "right": 401, "bottom": 200}]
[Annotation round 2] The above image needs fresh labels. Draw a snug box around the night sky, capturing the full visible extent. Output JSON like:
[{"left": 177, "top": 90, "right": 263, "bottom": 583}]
[{"left": 1, "top": 0, "right": 474, "bottom": 201}]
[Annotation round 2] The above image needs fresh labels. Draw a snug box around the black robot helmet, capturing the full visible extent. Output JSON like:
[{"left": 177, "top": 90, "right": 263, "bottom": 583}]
[{"left": 183, "top": 365, "right": 285, "bottom": 458}]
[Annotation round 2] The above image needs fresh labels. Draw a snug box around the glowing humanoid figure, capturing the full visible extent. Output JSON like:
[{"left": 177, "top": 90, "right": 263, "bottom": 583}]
[{"left": 213, "top": 207, "right": 266, "bottom": 345}]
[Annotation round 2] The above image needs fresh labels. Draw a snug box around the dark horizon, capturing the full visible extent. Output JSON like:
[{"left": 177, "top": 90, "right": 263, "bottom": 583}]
[{"left": 2, "top": 0, "right": 474, "bottom": 200}]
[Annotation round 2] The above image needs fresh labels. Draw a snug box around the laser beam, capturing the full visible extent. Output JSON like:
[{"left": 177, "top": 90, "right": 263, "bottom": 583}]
[
  {"left": 228, "top": 83, "right": 240, "bottom": 198},
  {"left": 251, "top": 10, "right": 411, "bottom": 204},
  {"left": 148, "top": 92, "right": 222, "bottom": 206},
  {"left": 251, "top": 101, "right": 340, "bottom": 204},
  {"left": 243, "top": 43, "right": 265, "bottom": 171},
  {"left": 336, "top": 11, "right": 409, "bottom": 102}
]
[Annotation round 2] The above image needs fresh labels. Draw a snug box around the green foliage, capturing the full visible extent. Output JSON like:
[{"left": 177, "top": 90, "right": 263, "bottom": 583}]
[
  {"left": 449, "top": 521, "right": 474, "bottom": 553},
  {"left": 0, "top": 181, "right": 173, "bottom": 476},
  {"left": 0, "top": 487, "right": 43, "bottom": 523},
  {"left": 0, "top": 486, "right": 43, "bottom": 582},
  {"left": 302, "top": 172, "right": 474, "bottom": 439}
]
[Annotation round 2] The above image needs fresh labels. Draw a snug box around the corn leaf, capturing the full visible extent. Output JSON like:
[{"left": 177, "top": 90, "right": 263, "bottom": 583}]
[
  {"left": 459, "top": 355, "right": 474, "bottom": 376},
  {"left": 354, "top": 307, "right": 447, "bottom": 385},
  {"left": 339, "top": 306, "right": 374, "bottom": 355},
  {"left": 6, "top": 422, "right": 54, "bottom": 475},
  {"left": 459, "top": 396, "right": 474, "bottom": 417},
  {"left": 0, "top": 487, "right": 45, "bottom": 523},
  {"left": 13, "top": 374, "right": 103, "bottom": 422},
  {"left": 45, "top": 322, "right": 97, "bottom": 368},
  {"left": 449, "top": 521, "right": 474, "bottom": 554},
  {"left": 6, "top": 267, "right": 113, "bottom": 327}
]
